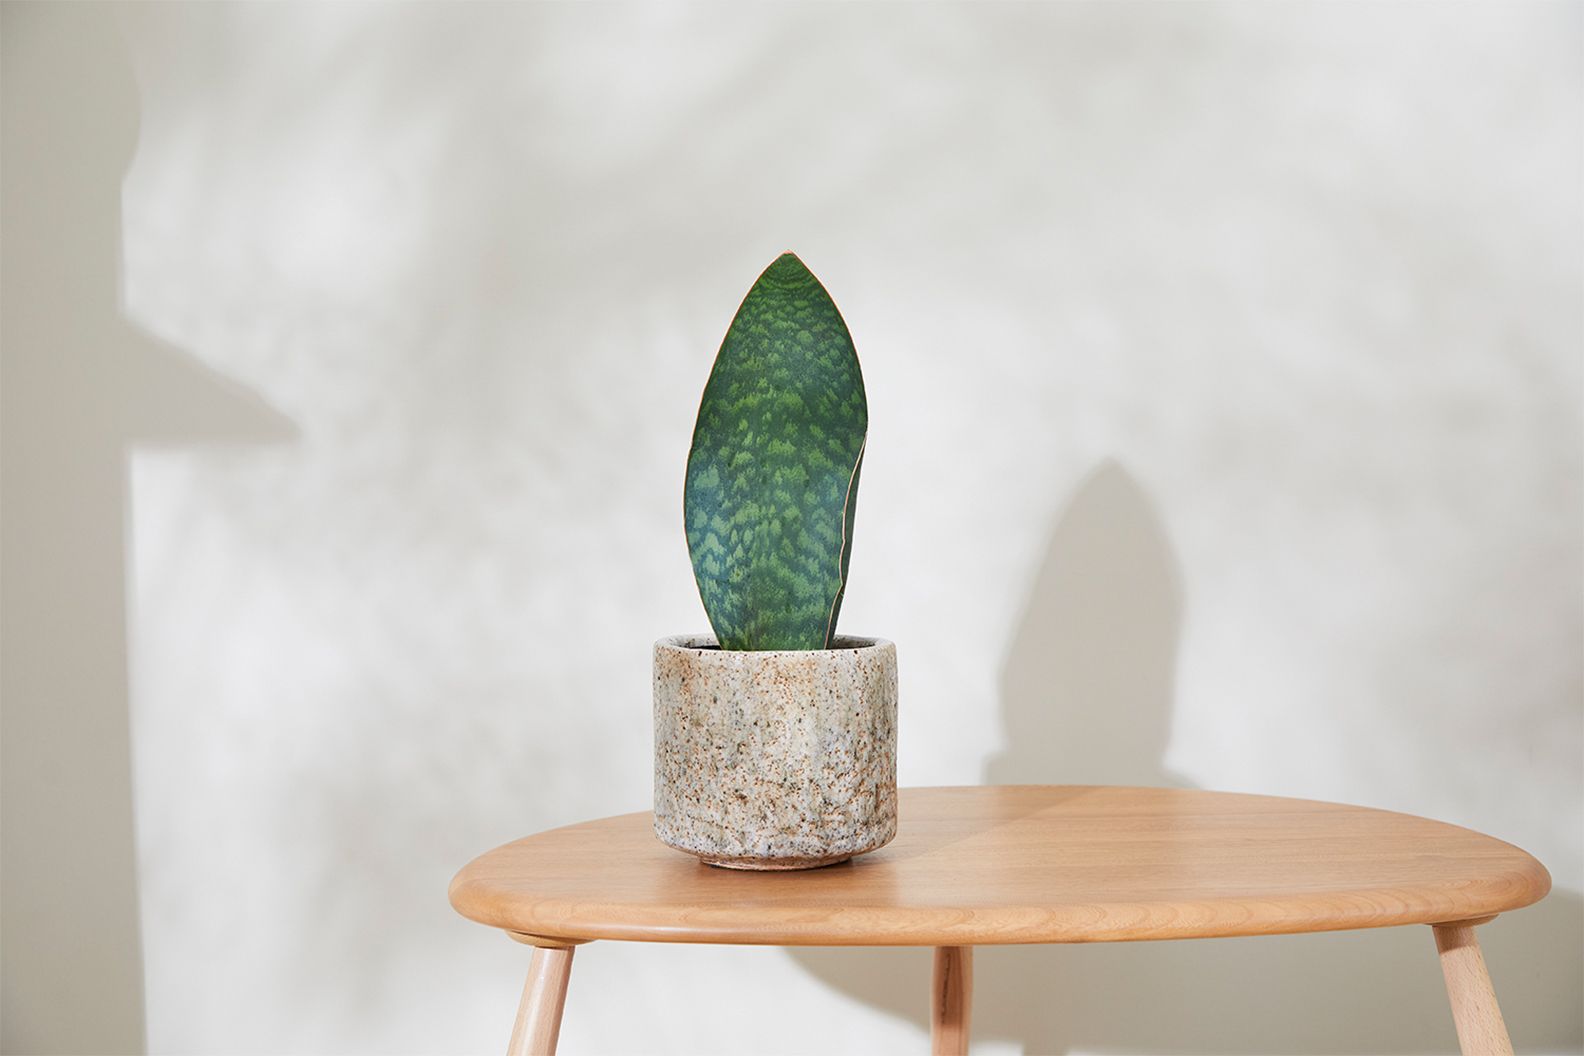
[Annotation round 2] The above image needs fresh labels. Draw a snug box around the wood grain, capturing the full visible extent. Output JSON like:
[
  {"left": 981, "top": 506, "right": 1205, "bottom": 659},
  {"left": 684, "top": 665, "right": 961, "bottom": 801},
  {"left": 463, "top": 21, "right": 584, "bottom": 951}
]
[
  {"left": 1433, "top": 923, "right": 1513, "bottom": 1055},
  {"left": 450, "top": 786, "right": 1550, "bottom": 947},
  {"left": 931, "top": 946, "right": 972, "bottom": 1056},
  {"left": 507, "top": 945, "right": 574, "bottom": 1056}
]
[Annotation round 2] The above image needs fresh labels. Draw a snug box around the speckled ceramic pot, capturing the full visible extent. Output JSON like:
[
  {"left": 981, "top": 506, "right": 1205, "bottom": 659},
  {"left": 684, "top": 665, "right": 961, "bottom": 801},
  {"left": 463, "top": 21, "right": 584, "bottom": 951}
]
[{"left": 653, "top": 635, "right": 898, "bottom": 870}]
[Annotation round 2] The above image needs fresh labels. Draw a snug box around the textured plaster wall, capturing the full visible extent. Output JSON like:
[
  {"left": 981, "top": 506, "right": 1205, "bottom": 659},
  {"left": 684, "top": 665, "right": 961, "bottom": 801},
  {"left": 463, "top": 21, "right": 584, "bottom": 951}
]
[{"left": 3, "top": 3, "right": 1579, "bottom": 1054}]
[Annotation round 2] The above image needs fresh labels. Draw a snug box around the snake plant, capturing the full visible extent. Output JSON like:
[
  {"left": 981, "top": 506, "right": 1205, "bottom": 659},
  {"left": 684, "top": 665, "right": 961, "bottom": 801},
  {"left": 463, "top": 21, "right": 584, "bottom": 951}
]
[{"left": 684, "top": 253, "right": 868, "bottom": 651}]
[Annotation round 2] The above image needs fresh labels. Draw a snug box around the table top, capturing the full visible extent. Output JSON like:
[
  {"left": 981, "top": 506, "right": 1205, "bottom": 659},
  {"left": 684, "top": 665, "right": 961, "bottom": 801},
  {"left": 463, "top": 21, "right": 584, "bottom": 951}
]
[{"left": 448, "top": 786, "right": 1550, "bottom": 947}]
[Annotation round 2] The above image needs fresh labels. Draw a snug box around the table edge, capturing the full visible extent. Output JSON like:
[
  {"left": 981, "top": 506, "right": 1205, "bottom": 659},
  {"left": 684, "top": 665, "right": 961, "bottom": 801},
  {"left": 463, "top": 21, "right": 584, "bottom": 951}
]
[{"left": 448, "top": 785, "right": 1553, "bottom": 947}]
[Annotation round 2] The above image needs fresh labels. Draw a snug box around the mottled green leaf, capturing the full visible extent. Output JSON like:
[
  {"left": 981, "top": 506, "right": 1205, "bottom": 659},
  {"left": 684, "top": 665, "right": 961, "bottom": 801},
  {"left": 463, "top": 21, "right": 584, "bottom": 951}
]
[{"left": 685, "top": 253, "right": 868, "bottom": 650}]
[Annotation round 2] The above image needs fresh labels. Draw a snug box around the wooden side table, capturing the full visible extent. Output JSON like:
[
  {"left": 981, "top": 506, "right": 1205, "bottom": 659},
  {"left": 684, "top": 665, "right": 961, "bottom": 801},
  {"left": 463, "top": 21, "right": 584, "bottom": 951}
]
[{"left": 449, "top": 786, "right": 1549, "bottom": 1056}]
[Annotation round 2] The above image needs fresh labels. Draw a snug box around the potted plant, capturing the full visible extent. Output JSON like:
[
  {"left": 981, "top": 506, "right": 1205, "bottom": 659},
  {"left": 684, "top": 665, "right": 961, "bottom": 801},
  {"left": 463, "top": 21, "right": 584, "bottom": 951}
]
[{"left": 653, "top": 252, "right": 898, "bottom": 870}]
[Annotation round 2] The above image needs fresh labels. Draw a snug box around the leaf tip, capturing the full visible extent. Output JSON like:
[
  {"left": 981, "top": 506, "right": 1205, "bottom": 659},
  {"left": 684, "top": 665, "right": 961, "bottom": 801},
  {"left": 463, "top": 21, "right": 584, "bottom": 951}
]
[{"left": 765, "top": 251, "right": 813, "bottom": 281}]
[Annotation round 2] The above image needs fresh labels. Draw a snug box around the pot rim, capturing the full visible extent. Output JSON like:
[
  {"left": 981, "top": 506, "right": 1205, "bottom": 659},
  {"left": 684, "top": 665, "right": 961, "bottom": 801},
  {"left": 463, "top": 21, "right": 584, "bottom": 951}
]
[{"left": 655, "top": 633, "right": 893, "bottom": 656}]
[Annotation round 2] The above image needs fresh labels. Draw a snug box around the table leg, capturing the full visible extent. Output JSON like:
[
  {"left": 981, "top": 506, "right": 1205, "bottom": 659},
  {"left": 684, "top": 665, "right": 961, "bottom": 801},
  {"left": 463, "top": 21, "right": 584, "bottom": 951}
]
[
  {"left": 1432, "top": 920, "right": 1512, "bottom": 1056},
  {"left": 508, "top": 945, "right": 575, "bottom": 1056},
  {"left": 931, "top": 946, "right": 973, "bottom": 1056}
]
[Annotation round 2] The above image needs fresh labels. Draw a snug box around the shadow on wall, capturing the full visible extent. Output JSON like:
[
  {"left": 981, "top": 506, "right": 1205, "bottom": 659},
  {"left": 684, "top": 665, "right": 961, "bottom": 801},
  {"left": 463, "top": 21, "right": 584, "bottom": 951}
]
[
  {"left": 0, "top": 7, "right": 295, "bottom": 1055},
  {"left": 790, "top": 460, "right": 1581, "bottom": 1054}
]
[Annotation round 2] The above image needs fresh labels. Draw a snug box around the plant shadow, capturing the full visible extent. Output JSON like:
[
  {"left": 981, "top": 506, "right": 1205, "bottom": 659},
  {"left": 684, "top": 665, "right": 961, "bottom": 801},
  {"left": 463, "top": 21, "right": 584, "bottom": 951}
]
[{"left": 789, "top": 459, "right": 1581, "bottom": 1054}]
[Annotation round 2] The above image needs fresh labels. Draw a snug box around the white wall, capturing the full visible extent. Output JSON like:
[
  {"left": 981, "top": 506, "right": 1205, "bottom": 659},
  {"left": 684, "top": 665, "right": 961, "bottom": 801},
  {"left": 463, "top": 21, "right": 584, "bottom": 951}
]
[{"left": 3, "top": 3, "right": 1579, "bottom": 1054}]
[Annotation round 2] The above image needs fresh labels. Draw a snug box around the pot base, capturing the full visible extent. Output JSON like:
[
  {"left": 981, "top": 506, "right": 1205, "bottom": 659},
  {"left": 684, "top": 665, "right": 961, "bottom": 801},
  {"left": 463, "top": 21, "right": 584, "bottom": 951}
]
[{"left": 701, "top": 853, "right": 853, "bottom": 871}]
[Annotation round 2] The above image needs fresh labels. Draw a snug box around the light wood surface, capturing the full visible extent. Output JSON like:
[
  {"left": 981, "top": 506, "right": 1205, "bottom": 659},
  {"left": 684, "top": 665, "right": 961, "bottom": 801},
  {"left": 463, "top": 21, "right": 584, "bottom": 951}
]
[
  {"left": 1433, "top": 922, "right": 1513, "bottom": 1055},
  {"left": 507, "top": 945, "right": 574, "bottom": 1056},
  {"left": 450, "top": 786, "right": 1549, "bottom": 947},
  {"left": 506, "top": 932, "right": 588, "bottom": 950},
  {"left": 930, "top": 946, "right": 972, "bottom": 1056}
]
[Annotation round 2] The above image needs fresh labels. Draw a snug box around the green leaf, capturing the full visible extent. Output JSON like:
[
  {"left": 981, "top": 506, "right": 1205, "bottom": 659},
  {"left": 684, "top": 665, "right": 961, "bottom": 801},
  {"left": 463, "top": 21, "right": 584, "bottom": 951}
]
[{"left": 685, "top": 253, "right": 868, "bottom": 651}]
